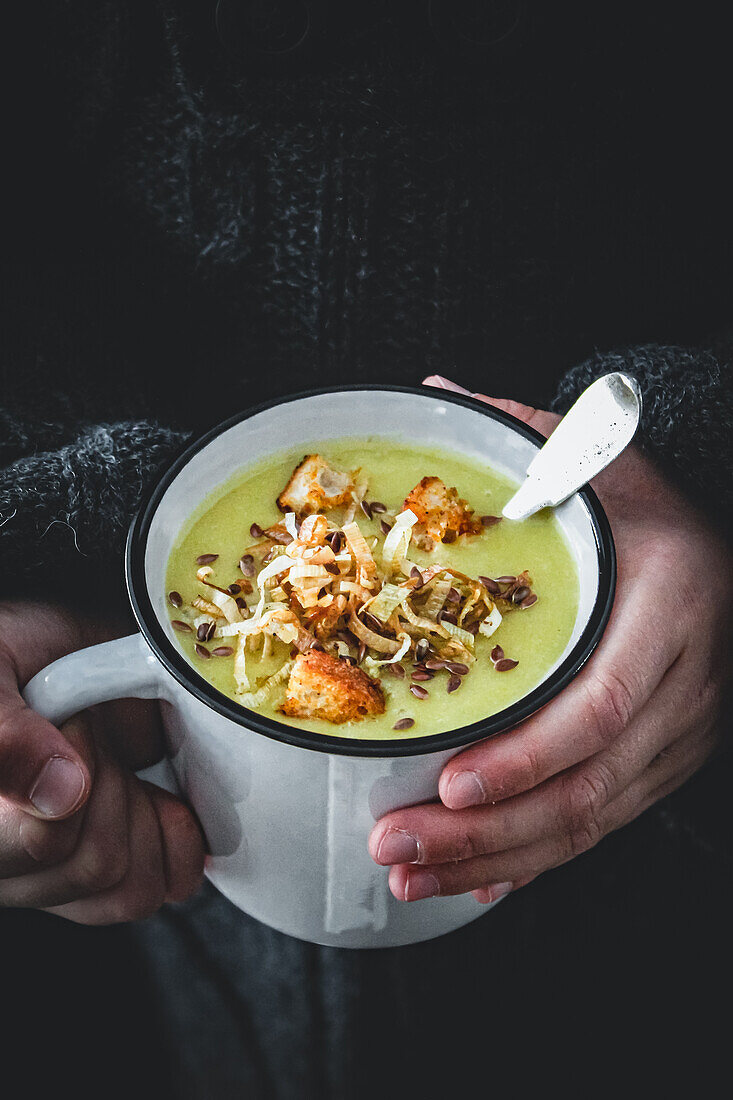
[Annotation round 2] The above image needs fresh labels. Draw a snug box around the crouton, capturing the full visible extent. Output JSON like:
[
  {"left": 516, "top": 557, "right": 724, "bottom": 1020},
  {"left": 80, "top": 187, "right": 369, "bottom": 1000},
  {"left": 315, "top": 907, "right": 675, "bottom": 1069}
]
[
  {"left": 277, "top": 454, "right": 355, "bottom": 515},
  {"left": 403, "top": 477, "right": 483, "bottom": 544},
  {"left": 280, "top": 650, "right": 385, "bottom": 724}
]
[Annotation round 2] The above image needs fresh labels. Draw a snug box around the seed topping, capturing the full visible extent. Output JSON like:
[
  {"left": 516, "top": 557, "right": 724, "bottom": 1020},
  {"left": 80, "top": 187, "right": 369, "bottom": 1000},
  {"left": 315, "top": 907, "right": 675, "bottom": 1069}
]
[{"left": 494, "top": 658, "right": 519, "bottom": 672}]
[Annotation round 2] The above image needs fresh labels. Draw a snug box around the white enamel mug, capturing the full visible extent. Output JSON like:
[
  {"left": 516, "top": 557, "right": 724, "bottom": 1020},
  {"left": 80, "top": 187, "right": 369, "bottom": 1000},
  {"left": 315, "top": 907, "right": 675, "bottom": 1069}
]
[{"left": 23, "top": 387, "right": 615, "bottom": 949}]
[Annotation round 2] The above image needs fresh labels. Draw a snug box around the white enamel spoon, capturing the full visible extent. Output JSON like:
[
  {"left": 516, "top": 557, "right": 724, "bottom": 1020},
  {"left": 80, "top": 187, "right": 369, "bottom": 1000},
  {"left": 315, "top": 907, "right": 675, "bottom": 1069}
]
[{"left": 502, "top": 372, "right": 643, "bottom": 521}]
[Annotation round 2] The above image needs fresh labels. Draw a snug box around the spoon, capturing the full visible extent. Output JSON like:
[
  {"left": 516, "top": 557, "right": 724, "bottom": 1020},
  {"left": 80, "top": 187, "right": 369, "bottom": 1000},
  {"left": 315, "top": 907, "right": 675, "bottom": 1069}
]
[{"left": 501, "top": 372, "right": 642, "bottom": 521}]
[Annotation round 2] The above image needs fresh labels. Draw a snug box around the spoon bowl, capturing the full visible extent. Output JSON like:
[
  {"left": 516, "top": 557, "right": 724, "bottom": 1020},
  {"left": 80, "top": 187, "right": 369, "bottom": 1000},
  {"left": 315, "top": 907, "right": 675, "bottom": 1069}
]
[{"left": 502, "top": 372, "right": 642, "bottom": 521}]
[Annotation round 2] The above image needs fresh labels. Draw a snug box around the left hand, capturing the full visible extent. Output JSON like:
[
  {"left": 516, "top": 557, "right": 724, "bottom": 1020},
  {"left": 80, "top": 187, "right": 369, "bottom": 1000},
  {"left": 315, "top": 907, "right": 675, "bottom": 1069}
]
[{"left": 368, "top": 376, "right": 732, "bottom": 904}]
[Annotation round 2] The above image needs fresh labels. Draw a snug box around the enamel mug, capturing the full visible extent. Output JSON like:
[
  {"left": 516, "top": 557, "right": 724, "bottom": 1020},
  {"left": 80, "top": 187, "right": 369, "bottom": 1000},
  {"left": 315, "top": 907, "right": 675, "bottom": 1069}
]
[{"left": 23, "top": 387, "right": 615, "bottom": 948}]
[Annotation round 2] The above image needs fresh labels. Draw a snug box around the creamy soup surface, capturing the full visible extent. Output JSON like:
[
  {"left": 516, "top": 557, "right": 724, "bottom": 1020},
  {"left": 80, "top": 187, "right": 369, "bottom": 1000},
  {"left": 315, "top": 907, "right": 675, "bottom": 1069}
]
[{"left": 166, "top": 438, "right": 579, "bottom": 740}]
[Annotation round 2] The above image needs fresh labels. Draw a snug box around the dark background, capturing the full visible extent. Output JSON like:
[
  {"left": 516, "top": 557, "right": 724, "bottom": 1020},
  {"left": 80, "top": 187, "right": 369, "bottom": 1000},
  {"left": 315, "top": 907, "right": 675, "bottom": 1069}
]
[{"left": 1, "top": 3, "right": 732, "bottom": 1096}]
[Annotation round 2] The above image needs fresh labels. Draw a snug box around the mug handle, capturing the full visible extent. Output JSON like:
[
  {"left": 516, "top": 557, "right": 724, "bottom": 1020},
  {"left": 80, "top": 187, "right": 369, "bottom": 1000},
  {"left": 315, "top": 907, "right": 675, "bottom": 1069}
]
[{"left": 22, "top": 633, "right": 180, "bottom": 793}]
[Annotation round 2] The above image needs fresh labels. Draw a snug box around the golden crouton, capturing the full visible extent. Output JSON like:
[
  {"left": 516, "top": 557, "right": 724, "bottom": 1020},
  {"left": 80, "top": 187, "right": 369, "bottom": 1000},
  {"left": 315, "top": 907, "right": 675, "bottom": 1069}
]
[
  {"left": 403, "top": 476, "right": 482, "bottom": 544},
  {"left": 280, "top": 650, "right": 385, "bottom": 724},
  {"left": 277, "top": 454, "right": 355, "bottom": 515}
]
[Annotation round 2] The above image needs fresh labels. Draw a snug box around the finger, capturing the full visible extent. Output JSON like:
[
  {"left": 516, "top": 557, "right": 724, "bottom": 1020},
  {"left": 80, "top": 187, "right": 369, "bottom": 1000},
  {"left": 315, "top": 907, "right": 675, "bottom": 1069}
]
[
  {"left": 0, "top": 668, "right": 91, "bottom": 817},
  {"left": 391, "top": 726, "right": 718, "bottom": 902},
  {"left": 438, "top": 592, "right": 685, "bottom": 809},
  {"left": 0, "top": 736, "right": 129, "bottom": 908},
  {"left": 421, "top": 378, "right": 561, "bottom": 438},
  {"left": 372, "top": 654, "right": 689, "bottom": 867},
  {"left": 91, "top": 697, "right": 166, "bottom": 771},
  {"left": 143, "top": 781, "right": 206, "bottom": 903},
  {"left": 0, "top": 714, "right": 95, "bottom": 877},
  {"left": 45, "top": 773, "right": 168, "bottom": 925},
  {"left": 470, "top": 395, "right": 561, "bottom": 439}
]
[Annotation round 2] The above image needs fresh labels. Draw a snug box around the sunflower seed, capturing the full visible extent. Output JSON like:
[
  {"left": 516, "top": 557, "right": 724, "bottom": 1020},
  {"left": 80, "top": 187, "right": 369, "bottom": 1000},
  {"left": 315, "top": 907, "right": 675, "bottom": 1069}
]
[
  {"left": 171, "top": 619, "right": 192, "bottom": 633},
  {"left": 250, "top": 523, "right": 264, "bottom": 538},
  {"left": 195, "top": 643, "right": 211, "bottom": 659},
  {"left": 168, "top": 591, "right": 183, "bottom": 608},
  {"left": 380, "top": 519, "right": 392, "bottom": 535},
  {"left": 490, "top": 645, "right": 505, "bottom": 663},
  {"left": 479, "top": 576, "right": 501, "bottom": 595},
  {"left": 481, "top": 515, "right": 502, "bottom": 527},
  {"left": 520, "top": 593, "right": 538, "bottom": 609},
  {"left": 447, "top": 674, "right": 462, "bottom": 692},
  {"left": 512, "top": 586, "right": 531, "bottom": 604},
  {"left": 212, "top": 646, "right": 233, "bottom": 657},
  {"left": 196, "top": 553, "right": 218, "bottom": 566},
  {"left": 370, "top": 501, "right": 387, "bottom": 514},
  {"left": 393, "top": 717, "right": 415, "bottom": 730}
]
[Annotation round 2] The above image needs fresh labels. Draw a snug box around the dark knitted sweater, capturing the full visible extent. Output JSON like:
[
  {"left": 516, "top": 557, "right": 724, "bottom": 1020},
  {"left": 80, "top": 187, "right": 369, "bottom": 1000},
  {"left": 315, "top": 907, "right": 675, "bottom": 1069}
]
[
  {"left": 1, "top": 6, "right": 732, "bottom": 1098},
  {"left": 2, "top": 2, "right": 732, "bottom": 605}
]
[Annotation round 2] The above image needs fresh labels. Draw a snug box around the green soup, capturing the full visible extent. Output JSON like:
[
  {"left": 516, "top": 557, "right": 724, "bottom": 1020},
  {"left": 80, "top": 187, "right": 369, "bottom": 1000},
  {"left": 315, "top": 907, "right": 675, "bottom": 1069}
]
[{"left": 166, "top": 439, "right": 578, "bottom": 740}]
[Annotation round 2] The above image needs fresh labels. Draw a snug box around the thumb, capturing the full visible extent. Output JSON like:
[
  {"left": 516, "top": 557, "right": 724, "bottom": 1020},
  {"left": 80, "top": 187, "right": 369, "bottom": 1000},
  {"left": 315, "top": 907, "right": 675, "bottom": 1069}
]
[
  {"left": 0, "top": 681, "right": 91, "bottom": 819},
  {"left": 422, "top": 376, "right": 561, "bottom": 438}
]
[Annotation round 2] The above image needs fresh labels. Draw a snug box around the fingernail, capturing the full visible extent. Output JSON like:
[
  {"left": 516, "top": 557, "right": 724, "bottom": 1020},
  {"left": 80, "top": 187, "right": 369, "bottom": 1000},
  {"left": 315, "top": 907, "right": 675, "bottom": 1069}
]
[
  {"left": 445, "top": 770, "right": 487, "bottom": 809},
  {"left": 422, "top": 375, "right": 473, "bottom": 395},
  {"left": 377, "top": 829, "right": 420, "bottom": 865},
  {"left": 29, "top": 757, "right": 86, "bottom": 818},
  {"left": 405, "top": 870, "right": 440, "bottom": 902},
  {"left": 490, "top": 881, "right": 513, "bottom": 902}
]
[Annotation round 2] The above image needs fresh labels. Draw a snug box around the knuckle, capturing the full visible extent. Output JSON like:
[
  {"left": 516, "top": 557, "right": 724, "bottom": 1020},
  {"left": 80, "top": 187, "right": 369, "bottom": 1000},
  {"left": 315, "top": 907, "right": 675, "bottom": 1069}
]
[
  {"left": 73, "top": 839, "right": 129, "bottom": 894},
  {"left": 689, "top": 672, "right": 722, "bottom": 723},
  {"left": 450, "top": 829, "right": 482, "bottom": 862},
  {"left": 505, "top": 742, "right": 544, "bottom": 795},
  {"left": 585, "top": 669, "right": 635, "bottom": 746},
  {"left": 19, "top": 818, "right": 78, "bottom": 867},
  {"left": 560, "top": 768, "right": 611, "bottom": 857}
]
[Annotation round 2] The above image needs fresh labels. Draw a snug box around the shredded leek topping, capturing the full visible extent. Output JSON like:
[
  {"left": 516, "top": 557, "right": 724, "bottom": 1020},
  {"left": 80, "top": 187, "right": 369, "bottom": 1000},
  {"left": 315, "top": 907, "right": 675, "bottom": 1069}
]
[{"left": 168, "top": 456, "right": 538, "bottom": 723}]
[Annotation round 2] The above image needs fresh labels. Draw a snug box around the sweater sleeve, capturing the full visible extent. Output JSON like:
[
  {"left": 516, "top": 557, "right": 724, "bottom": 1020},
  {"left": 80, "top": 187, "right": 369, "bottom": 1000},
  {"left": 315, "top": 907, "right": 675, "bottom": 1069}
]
[
  {"left": 0, "top": 420, "right": 189, "bottom": 605},
  {"left": 551, "top": 344, "right": 733, "bottom": 537}
]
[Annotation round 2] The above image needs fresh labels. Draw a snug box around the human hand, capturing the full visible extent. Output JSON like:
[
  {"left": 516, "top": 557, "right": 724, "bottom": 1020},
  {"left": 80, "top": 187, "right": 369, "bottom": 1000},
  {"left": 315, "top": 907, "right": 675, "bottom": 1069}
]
[
  {"left": 368, "top": 376, "right": 732, "bottom": 903},
  {"left": 0, "top": 600, "right": 204, "bottom": 922}
]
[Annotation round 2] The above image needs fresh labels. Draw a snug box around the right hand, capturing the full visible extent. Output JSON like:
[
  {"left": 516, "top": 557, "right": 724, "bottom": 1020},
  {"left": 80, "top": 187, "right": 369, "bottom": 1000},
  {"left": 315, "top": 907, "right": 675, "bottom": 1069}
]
[{"left": 0, "top": 599, "right": 205, "bottom": 923}]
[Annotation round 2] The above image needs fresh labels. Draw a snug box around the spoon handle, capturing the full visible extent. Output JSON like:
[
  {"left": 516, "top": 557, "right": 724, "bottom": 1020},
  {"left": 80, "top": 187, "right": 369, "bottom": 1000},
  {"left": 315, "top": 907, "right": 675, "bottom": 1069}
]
[{"left": 502, "top": 372, "right": 642, "bottom": 521}]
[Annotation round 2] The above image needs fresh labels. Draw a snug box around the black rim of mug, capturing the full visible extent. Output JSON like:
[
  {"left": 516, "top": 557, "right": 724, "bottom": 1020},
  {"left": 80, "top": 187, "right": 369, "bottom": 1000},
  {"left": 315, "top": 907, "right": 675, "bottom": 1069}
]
[{"left": 126, "top": 385, "right": 616, "bottom": 758}]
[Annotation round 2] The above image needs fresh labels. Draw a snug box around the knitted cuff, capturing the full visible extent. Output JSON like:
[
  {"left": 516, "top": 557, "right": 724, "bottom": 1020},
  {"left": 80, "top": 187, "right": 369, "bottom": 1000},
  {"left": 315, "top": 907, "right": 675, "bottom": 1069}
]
[
  {"left": 551, "top": 344, "right": 733, "bottom": 536},
  {"left": 0, "top": 420, "right": 189, "bottom": 602}
]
